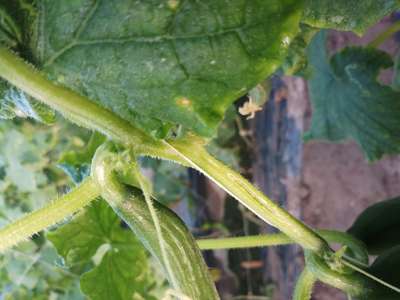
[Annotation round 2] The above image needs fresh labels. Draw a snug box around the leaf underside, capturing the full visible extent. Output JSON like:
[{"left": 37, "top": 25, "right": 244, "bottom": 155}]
[
  {"left": 305, "top": 32, "right": 400, "bottom": 161},
  {"left": 12, "top": 0, "right": 304, "bottom": 138}
]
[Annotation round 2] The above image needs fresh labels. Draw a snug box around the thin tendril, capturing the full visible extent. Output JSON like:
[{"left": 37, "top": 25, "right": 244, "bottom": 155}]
[{"left": 342, "top": 260, "right": 400, "bottom": 294}]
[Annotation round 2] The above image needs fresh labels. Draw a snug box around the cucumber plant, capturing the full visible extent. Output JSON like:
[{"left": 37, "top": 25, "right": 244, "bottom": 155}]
[{"left": 1, "top": 1, "right": 400, "bottom": 299}]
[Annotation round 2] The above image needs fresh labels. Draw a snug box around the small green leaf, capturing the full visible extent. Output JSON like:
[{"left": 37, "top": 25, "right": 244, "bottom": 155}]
[
  {"left": 281, "top": 24, "right": 317, "bottom": 76},
  {"left": 303, "top": 0, "right": 400, "bottom": 35},
  {"left": 348, "top": 197, "right": 400, "bottom": 255},
  {"left": 305, "top": 31, "right": 400, "bottom": 161},
  {"left": 19, "top": 0, "right": 305, "bottom": 138},
  {"left": 48, "top": 200, "right": 154, "bottom": 300},
  {"left": 58, "top": 132, "right": 105, "bottom": 183}
]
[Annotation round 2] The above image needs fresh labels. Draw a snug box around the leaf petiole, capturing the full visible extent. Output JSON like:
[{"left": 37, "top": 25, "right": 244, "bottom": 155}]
[{"left": 368, "top": 21, "right": 400, "bottom": 48}]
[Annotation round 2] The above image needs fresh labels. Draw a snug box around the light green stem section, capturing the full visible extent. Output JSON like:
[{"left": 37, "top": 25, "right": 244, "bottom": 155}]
[
  {"left": 0, "top": 178, "right": 99, "bottom": 253},
  {"left": 197, "top": 233, "right": 292, "bottom": 249},
  {"left": 292, "top": 267, "right": 316, "bottom": 300},
  {"left": 369, "top": 21, "right": 400, "bottom": 48},
  {"left": 197, "top": 230, "right": 368, "bottom": 265},
  {"left": 168, "top": 140, "right": 330, "bottom": 254}
]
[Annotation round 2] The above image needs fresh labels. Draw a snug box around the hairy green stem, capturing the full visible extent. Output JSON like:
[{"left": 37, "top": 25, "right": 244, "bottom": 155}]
[
  {"left": 369, "top": 21, "right": 400, "bottom": 48},
  {"left": 0, "top": 47, "right": 183, "bottom": 164},
  {"left": 292, "top": 267, "right": 316, "bottom": 300},
  {"left": 167, "top": 140, "right": 330, "bottom": 254},
  {"left": 0, "top": 178, "right": 99, "bottom": 252}
]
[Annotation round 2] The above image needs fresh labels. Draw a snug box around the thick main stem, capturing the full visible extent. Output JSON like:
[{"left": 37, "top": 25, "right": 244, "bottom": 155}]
[
  {"left": 168, "top": 140, "right": 330, "bottom": 254},
  {"left": 0, "top": 178, "right": 99, "bottom": 252}
]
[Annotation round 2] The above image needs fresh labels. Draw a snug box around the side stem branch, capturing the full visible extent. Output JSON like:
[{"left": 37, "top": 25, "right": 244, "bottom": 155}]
[{"left": 0, "top": 178, "right": 99, "bottom": 252}]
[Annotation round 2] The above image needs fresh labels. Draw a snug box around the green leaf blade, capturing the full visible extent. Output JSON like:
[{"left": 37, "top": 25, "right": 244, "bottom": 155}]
[
  {"left": 80, "top": 247, "right": 151, "bottom": 300},
  {"left": 305, "top": 32, "right": 400, "bottom": 161},
  {"left": 28, "top": 0, "right": 304, "bottom": 138}
]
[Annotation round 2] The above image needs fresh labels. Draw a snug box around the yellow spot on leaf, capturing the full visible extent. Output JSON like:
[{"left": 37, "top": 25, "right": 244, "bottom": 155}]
[
  {"left": 176, "top": 97, "right": 192, "bottom": 107},
  {"left": 168, "top": 0, "right": 179, "bottom": 10}
]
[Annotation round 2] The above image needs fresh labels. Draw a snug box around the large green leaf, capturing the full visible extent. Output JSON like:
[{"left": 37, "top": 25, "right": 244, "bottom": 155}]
[
  {"left": 14, "top": 0, "right": 304, "bottom": 138},
  {"left": 58, "top": 131, "right": 105, "bottom": 183},
  {"left": 47, "top": 200, "right": 155, "bottom": 300},
  {"left": 302, "top": 0, "right": 400, "bottom": 35},
  {"left": 348, "top": 197, "right": 400, "bottom": 255},
  {"left": 305, "top": 32, "right": 400, "bottom": 161}
]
